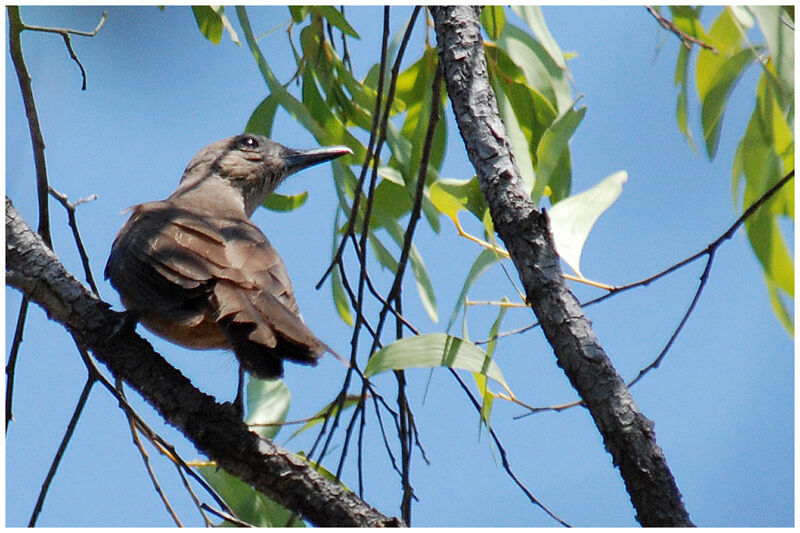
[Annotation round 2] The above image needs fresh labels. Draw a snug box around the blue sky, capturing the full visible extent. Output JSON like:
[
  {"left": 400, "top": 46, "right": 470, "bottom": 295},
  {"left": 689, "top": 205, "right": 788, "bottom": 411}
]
[{"left": 5, "top": 6, "right": 793, "bottom": 527}]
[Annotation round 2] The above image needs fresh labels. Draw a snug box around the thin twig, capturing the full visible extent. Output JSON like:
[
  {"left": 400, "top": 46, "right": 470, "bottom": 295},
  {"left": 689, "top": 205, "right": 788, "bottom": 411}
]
[
  {"left": 6, "top": 297, "right": 29, "bottom": 431},
  {"left": 22, "top": 11, "right": 108, "bottom": 90},
  {"left": 315, "top": 5, "right": 421, "bottom": 473},
  {"left": 75, "top": 347, "right": 234, "bottom": 517},
  {"left": 645, "top": 6, "right": 718, "bottom": 54},
  {"left": 48, "top": 187, "right": 99, "bottom": 293},
  {"left": 119, "top": 378, "right": 183, "bottom": 526},
  {"left": 8, "top": 6, "right": 51, "bottom": 248},
  {"left": 448, "top": 368, "right": 570, "bottom": 527},
  {"left": 29, "top": 376, "right": 94, "bottom": 526},
  {"left": 200, "top": 503, "right": 255, "bottom": 527}
]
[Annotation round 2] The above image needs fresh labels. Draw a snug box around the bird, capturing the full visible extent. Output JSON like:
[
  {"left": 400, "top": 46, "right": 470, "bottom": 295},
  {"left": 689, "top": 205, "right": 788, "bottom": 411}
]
[{"left": 105, "top": 133, "right": 351, "bottom": 387}]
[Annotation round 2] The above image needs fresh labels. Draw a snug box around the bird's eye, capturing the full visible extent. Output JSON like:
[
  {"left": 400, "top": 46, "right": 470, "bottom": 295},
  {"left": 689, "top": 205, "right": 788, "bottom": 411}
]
[{"left": 240, "top": 136, "right": 259, "bottom": 150}]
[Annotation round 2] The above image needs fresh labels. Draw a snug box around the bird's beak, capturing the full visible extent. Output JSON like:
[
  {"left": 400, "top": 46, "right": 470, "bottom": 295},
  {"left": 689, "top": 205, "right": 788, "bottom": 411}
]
[{"left": 284, "top": 145, "right": 353, "bottom": 175}]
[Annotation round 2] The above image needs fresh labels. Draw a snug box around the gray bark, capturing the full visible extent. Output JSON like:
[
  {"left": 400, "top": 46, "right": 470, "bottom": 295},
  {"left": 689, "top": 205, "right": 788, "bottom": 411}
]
[{"left": 430, "top": 6, "right": 693, "bottom": 527}]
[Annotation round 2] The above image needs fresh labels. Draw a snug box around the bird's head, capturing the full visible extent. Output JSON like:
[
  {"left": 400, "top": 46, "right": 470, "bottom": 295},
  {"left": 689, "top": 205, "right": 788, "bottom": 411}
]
[{"left": 177, "top": 134, "right": 352, "bottom": 216}]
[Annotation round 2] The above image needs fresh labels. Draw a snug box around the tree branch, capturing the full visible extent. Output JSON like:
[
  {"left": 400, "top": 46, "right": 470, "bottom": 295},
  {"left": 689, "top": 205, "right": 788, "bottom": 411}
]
[
  {"left": 5, "top": 196, "right": 403, "bottom": 528},
  {"left": 430, "top": 6, "right": 693, "bottom": 526}
]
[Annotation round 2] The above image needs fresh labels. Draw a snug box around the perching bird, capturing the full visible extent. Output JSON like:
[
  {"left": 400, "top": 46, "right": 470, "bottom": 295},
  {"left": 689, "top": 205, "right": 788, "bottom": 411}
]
[{"left": 105, "top": 134, "right": 351, "bottom": 382}]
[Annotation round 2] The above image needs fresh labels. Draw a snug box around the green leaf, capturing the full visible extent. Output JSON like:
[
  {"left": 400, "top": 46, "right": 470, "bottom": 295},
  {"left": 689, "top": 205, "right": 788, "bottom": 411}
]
[
  {"left": 191, "top": 6, "right": 239, "bottom": 45},
  {"left": 244, "top": 378, "right": 291, "bottom": 440},
  {"left": 192, "top": 6, "right": 223, "bottom": 45},
  {"left": 330, "top": 211, "right": 353, "bottom": 326},
  {"left": 245, "top": 95, "right": 279, "bottom": 138},
  {"left": 475, "top": 299, "right": 510, "bottom": 429},
  {"left": 495, "top": 23, "right": 573, "bottom": 114},
  {"left": 377, "top": 214, "right": 439, "bottom": 323},
  {"left": 314, "top": 6, "right": 360, "bottom": 38},
  {"left": 750, "top": 6, "right": 794, "bottom": 109},
  {"left": 733, "top": 77, "right": 794, "bottom": 334},
  {"left": 294, "top": 452, "right": 350, "bottom": 490},
  {"left": 674, "top": 46, "right": 697, "bottom": 152},
  {"left": 364, "top": 333, "right": 512, "bottom": 395},
  {"left": 263, "top": 191, "right": 309, "bottom": 212},
  {"left": 446, "top": 248, "right": 498, "bottom": 333},
  {"left": 368, "top": 232, "right": 398, "bottom": 273},
  {"left": 750, "top": 6, "right": 794, "bottom": 90},
  {"left": 196, "top": 467, "right": 304, "bottom": 527},
  {"left": 669, "top": 6, "right": 713, "bottom": 44},
  {"left": 699, "top": 47, "right": 758, "bottom": 159},
  {"left": 512, "top": 5, "right": 567, "bottom": 70},
  {"left": 485, "top": 40, "right": 558, "bottom": 193},
  {"left": 287, "top": 396, "right": 362, "bottom": 442},
  {"left": 490, "top": 74, "right": 537, "bottom": 194},
  {"left": 548, "top": 171, "right": 627, "bottom": 277},
  {"left": 429, "top": 176, "right": 488, "bottom": 225},
  {"left": 481, "top": 6, "right": 506, "bottom": 41},
  {"left": 532, "top": 105, "right": 586, "bottom": 205},
  {"left": 331, "top": 263, "right": 353, "bottom": 326}
]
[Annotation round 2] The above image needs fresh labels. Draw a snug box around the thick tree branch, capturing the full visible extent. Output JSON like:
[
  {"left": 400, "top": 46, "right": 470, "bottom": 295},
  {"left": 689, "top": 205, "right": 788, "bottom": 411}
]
[
  {"left": 5, "top": 196, "right": 402, "bottom": 528},
  {"left": 430, "top": 6, "right": 693, "bottom": 526}
]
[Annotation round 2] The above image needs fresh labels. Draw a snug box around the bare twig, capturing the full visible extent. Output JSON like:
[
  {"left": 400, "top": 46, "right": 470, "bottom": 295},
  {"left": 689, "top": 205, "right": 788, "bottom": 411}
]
[
  {"left": 119, "top": 378, "right": 183, "bottom": 526},
  {"left": 29, "top": 375, "right": 94, "bottom": 526},
  {"left": 6, "top": 297, "right": 29, "bottom": 431},
  {"left": 645, "top": 6, "right": 718, "bottom": 54},
  {"left": 200, "top": 503, "right": 255, "bottom": 527},
  {"left": 8, "top": 6, "right": 52, "bottom": 248},
  {"left": 48, "top": 187, "right": 99, "bottom": 293},
  {"left": 448, "top": 368, "right": 570, "bottom": 527},
  {"left": 22, "top": 11, "right": 108, "bottom": 90}
]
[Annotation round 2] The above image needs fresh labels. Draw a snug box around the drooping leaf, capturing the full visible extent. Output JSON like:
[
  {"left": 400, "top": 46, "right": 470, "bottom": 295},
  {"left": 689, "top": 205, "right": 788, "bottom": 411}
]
[
  {"left": 699, "top": 47, "right": 758, "bottom": 159},
  {"left": 377, "top": 213, "right": 439, "bottom": 323},
  {"left": 245, "top": 95, "right": 279, "bottom": 138},
  {"left": 512, "top": 5, "right": 567, "bottom": 70},
  {"left": 446, "top": 248, "right": 498, "bottom": 333},
  {"left": 548, "top": 171, "right": 628, "bottom": 277},
  {"left": 192, "top": 6, "right": 223, "bottom": 45},
  {"left": 481, "top": 6, "right": 506, "bottom": 41},
  {"left": 264, "top": 191, "right": 309, "bottom": 212},
  {"left": 674, "top": 46, "right": 697, "bottom": 152},
  {"left": 495, "top": 23, "right": 573, "bottom": 114},
  {"left": 244, "top": 378, "right": 291, "bottom": 440},
  {"left": 197, "top": 466, "right": 304, "bottom": 527},
  {"left": 429, "top": 176, "right": 488, "bottom": 225},
  {"left": 532, "top": 105, "right": 586, "bottom": 205},
  {"left": 287, "top": 396, "right": 363, "bottom": 442},
  {"left": 191, "top": 6, "right": 239, "bottom": 45},
  {"left": 313, "top": 6, "right": 360, "bottom": 39},
  {"left": 364, "top": 333, "right": 512, "bottom": 395},
  {"left": 750, "top": 6, "right": 794, "bottom": 102},
  {"left": 732, "top": 76, "right": 794, "bottom": 333},
  {"left": 474, "top": 298, "right": 510, "bottom": 430}
]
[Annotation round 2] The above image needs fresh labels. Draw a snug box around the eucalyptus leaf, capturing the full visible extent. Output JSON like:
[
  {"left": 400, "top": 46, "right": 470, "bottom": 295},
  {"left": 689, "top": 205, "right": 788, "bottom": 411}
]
[
  {"left": 548, "top": 171, "right": 628, "bottom": 277},
  {"left": 364, "top": 333, "right": 512, "bottom": 395},
  {"left": 244, "top": 378, "right": 291, "bottom": 440},
  {"left": 532, "top": 105, "right": 586, "bottom": 205},
  {"left": 264, "top": 191, "right": 309, "bottom": 212},
  {"left": 197, "top": 466, "right": 304, "bottom": 527}
]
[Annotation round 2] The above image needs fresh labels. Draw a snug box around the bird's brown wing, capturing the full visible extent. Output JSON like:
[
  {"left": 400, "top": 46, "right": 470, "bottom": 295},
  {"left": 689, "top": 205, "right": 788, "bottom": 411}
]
[
  {"left": 207, "top": 215, "right": 326, "bottom": 376},
  {"left": 105, "top": 201, "right": 324, "bottom": 378},
  {"left": 105, "top": 202, "right": 216, "bottom": 331}
]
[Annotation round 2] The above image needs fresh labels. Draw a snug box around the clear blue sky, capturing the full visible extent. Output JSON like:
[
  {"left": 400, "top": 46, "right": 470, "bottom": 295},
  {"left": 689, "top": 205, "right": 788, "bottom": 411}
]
[{"left": 5, "top": 6, "right": 793, "bottom": 527}]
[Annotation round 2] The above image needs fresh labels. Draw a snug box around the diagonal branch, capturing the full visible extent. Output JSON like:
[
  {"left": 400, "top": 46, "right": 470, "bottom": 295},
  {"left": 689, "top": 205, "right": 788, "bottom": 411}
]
[
  {"left": 430, "top": 6, "right": 693, "bottom": 526},
  {"left": 5, "top": 197, "right": 403, "bottom": 528}
]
